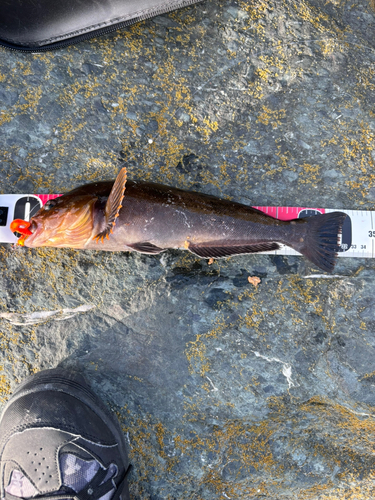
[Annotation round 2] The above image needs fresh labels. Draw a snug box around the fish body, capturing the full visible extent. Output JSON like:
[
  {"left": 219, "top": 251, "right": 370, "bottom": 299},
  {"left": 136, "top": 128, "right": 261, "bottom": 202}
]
[{"left": 16, "top": 168, "right": 347, "bottom": 272}]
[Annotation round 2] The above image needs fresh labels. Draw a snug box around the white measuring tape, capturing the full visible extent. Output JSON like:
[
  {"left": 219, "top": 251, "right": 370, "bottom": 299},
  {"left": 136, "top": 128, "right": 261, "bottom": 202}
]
[{"left": 0, "top": 194, "right": 372, "bottom": 258}]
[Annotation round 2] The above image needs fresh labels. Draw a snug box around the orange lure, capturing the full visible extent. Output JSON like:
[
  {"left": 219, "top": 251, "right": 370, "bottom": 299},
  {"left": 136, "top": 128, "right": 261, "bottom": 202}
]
[{"left": 10, "top": 219, "right": 33, "bottom": 246}]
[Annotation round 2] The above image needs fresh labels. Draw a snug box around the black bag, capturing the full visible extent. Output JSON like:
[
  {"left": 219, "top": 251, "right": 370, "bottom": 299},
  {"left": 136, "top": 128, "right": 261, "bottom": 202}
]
[{"left": 0, "top": 0, "right": 202, "bottom": 51}]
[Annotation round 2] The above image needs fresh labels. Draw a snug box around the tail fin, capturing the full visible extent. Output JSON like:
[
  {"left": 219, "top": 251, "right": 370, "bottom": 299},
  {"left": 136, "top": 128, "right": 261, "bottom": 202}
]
[{"left": 293, "top": 212, "right": 347, "bottom": 272}]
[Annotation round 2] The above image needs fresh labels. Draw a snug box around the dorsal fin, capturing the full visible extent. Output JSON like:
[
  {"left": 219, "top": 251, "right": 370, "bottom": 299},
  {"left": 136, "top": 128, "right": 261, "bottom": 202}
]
[{"left": 95, "top": 167, "right": 127, "bottom": 243}]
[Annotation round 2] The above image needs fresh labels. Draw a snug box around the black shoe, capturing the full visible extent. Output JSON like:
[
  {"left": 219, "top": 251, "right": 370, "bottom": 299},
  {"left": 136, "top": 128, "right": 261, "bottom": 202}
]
[{"left": 0, "top": 369, "right": 131, "bottom": 500}]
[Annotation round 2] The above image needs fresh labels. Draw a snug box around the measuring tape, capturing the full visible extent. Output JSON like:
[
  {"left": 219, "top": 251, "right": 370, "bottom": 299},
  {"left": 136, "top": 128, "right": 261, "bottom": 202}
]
[{"left": 0, "top": 194, "right": 372, "bottom": 258}]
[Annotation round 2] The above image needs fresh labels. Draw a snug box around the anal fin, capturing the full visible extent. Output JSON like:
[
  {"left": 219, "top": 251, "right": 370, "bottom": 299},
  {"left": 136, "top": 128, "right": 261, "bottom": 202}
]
[
  {"left": 188, "top": 242, "right": 280, "bottom": 259},
  {"left": 128, "top": 242, "right": 165, "bottom": 254}
]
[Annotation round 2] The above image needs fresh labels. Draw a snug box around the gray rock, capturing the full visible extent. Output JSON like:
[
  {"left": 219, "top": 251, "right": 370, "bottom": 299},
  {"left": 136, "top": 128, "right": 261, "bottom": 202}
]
[{"left": 1, "top": 0, "right": 375, "bottom": 498}]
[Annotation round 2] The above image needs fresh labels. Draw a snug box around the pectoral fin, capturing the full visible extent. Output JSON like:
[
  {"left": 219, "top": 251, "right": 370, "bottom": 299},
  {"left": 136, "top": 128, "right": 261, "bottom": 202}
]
[
  {"left": 95, "top": 167, "right": 127, "bottom": 243},
  {"left": 188, "top": 242, "right": 280, "bottom": 258}
]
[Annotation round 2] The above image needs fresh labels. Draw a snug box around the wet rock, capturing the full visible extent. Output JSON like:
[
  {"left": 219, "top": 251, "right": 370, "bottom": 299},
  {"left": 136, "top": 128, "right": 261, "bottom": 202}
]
[{"left": 1, "top": 1, "right": 375, "bottom": 499}]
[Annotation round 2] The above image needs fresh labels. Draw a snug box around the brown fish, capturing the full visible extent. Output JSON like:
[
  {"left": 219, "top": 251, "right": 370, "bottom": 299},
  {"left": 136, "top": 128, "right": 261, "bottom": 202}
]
[{"left": 13, "top": 168, "right": 347, "bottom": 272}]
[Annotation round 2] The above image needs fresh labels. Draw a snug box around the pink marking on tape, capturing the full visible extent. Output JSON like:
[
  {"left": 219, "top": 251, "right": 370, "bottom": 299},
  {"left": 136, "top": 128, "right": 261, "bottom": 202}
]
[
  {"left": 36, "top": 194, "right": 62, "bottom": 205},
  {"left": 252, "top": 206, "right": 278, "bottom": 218},
  {"left": 253, "top": 206, "right": 326, "bottom": 220}
]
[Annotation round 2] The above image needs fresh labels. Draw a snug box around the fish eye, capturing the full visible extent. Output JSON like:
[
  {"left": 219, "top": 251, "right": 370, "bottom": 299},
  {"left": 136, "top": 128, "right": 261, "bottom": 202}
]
[{"left": 44, "top": 199, "right": 57, "bottom": 211}]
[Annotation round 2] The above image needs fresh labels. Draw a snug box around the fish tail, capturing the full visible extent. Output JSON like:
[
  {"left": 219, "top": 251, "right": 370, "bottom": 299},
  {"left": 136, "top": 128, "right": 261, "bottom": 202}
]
[{"left": 290, "top": 212, "right": 347, "bottom": 272}]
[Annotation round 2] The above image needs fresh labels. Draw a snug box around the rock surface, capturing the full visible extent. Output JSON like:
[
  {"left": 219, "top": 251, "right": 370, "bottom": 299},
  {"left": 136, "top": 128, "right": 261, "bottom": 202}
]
[{"left": 1, "top": 0, "right": 375, "bottom": 498}]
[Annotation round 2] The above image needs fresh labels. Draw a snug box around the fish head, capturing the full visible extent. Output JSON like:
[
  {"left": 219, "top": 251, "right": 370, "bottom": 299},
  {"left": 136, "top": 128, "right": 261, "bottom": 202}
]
[{"left": 19, "top": 194, "right": 97, "bottom": 248}]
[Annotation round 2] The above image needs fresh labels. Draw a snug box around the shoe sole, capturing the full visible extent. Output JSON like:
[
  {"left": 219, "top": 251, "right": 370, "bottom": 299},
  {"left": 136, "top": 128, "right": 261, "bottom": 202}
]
[{"left": 0, "top": 368, "right": 130, "bottom": 482}]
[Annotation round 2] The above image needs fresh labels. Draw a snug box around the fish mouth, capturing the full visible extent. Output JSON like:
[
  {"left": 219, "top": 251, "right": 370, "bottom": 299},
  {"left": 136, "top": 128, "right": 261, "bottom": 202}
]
[
  {"left": 12, "top": 217, "right": 61, "bottom": 248},
  {"left": 21, "top": 220, "right": 45, "bottom": 247}
]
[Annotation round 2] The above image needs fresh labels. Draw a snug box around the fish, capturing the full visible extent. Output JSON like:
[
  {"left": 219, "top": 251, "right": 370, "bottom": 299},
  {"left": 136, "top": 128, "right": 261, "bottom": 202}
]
[{"left": 10, "top": 168, "right": 347, "bottom": 272}]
